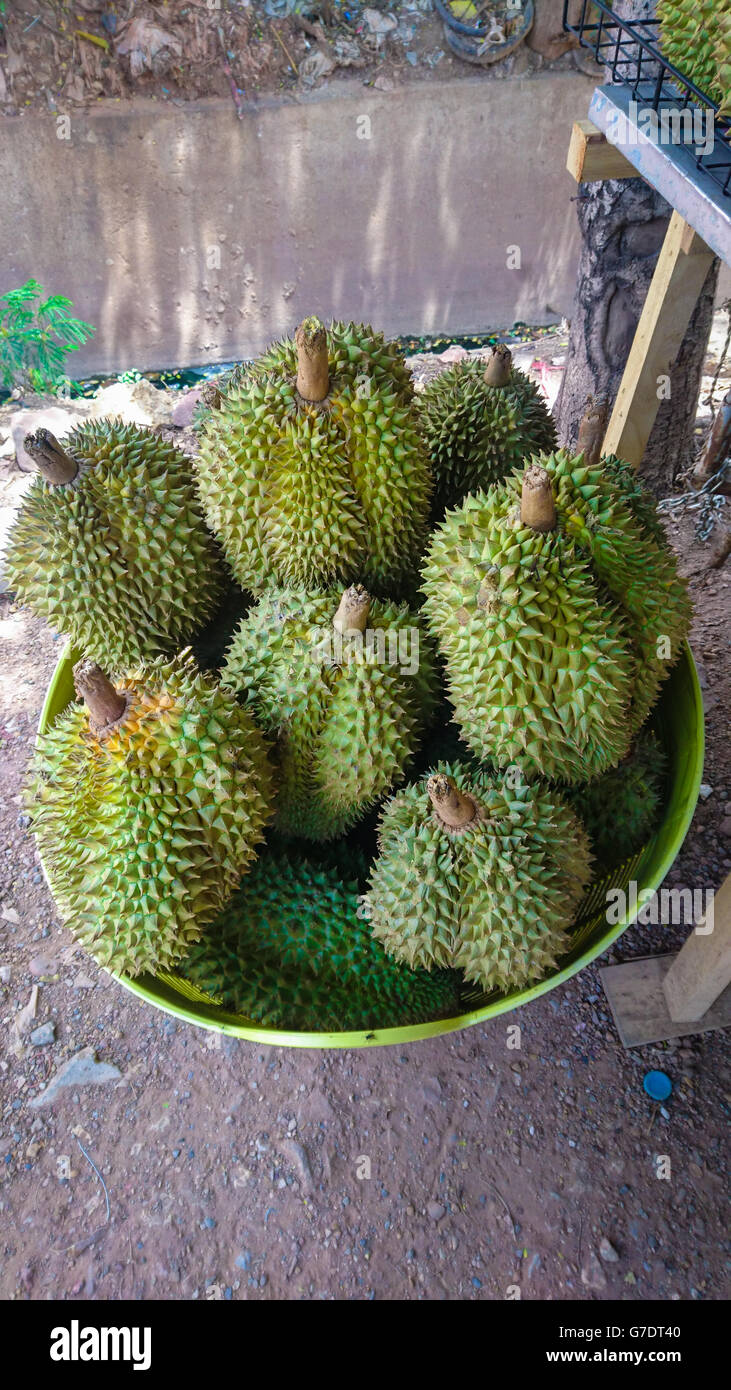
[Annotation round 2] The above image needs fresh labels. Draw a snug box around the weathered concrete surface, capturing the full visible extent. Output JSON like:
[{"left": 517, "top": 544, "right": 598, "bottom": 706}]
[{"left": 1, "top": 75, "right": 595, "bottom": 373}]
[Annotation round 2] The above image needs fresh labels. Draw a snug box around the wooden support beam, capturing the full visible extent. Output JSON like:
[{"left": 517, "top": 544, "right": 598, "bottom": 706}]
[
  {"left": 602, "top": 210, "right": 716, "bottom": 467},
  {"left": 663, "top": 873, "right": 731, "bottom": 1022},
  {"left": 566, "top": 119, "right": 639, "bottom": 184}
]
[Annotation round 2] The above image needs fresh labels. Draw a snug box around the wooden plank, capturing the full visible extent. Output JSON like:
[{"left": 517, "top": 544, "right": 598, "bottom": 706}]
[
  {"left": 663, "top": 873, "right": 731, "bottom": 1022},
  {"left": 600, "top": 954, "right": 731, "bottom": 1048},
  {"left": 567, "top": 119, "right": 639, "bottom": 183},
  {"left": 602, "top": 210, "right": 716, "bottom": 467}
]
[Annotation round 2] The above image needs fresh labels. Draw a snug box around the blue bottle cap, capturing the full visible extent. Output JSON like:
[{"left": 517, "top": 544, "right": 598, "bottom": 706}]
[{"left": 643, "top": 1070, "right": 672, "bottom": 1101}]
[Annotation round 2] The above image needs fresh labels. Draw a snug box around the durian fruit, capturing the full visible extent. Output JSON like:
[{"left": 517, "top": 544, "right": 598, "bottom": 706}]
[
  {"left": 416, "top": 344, "right": 557, "bottom": 518},
  {"left": 195, "top": 317, "right": 432, "bottom": 596},
  {"left": 221, "top": 584, "right": 438, "bottom": 840},
  {"left": 421, "top": 452, "right": 690, "bottom": 780},
  {"left": 364, "top": 767, "right": 592, "bottom": 994},
  {"left": 27, "top": 653, "right": 274, "bottom": 977},
  {"left": 567, "top": 732, "right": 666, "bottom": 870},
  {"left": 3, "top": 420, "right": 223, "bottom": 670},
  {"left": 658, "top": 0, "right": 730, "bottom": 110},
  {"left": 180, "top": 852, "right": 461, "bottom": 1030}
]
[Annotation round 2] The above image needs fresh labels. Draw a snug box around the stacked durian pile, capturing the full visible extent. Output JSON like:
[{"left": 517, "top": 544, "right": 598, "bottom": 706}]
[{"left": 7, "top": 315, "right": 688, "bottom": 1031}]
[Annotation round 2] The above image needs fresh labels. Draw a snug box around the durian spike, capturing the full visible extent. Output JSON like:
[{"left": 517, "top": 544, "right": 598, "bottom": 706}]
[
  {"left": 295, "top": 316, "right": 329, "bottom": 402},
  {"left": 427, "top": 773, "right": 477, "bottom": 831},
  {"left": 520, "top": 464, "right": 556, "bottom": 533},
  {"left": 332, "top": 583, "right": 371, "bottom": 636},
  {"left": 483, "top": 344, "right": 512, "bottom": 388},
  {"left": 73, "top": 659, "right": 127, "bottom": 731},
  {"left": 576, "top": 396, "right": 609, "bottom": 469},
  {"left": 23, "top": 429, "right": 78, "bottom": 486}
]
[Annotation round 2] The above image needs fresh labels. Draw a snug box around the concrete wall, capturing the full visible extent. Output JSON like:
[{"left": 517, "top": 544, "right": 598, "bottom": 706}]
[{"left": 1, "top": 73, "right": 596, "bottom": 374}]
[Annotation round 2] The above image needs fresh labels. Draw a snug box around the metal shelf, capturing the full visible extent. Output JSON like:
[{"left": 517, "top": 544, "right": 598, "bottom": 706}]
[{"left": 563, "top": 1, "right": 731, "bottom": 198}]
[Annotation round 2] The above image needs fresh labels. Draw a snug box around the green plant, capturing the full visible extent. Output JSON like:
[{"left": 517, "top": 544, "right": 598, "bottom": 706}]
[{"left": 0, "top": 279, "right": 95, "bottom": 394}]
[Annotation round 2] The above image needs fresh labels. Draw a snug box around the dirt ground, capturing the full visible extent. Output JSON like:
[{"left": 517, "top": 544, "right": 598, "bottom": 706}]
[
  {"left": 0, "top": 339, "right": 729, "bottom": 1302},
  {"left": 0, "top": 0, "right": 587, "bottom": 113}
]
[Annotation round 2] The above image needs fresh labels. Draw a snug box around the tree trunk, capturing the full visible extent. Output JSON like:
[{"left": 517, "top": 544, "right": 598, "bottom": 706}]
[{"left": 554, "top": 0, "right": 720, "bottom": 495}]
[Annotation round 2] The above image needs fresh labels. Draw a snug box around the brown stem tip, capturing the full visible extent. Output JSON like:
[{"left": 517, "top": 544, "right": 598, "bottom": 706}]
[
  {"left": 577, "top": 395, "right": 609, "bottom": 469},
  {"left": 484, "top": 344, "right": 512, "bottom": 388},
  {"left": 427, "top": 774, "right": 477, "bottom": 831},
  {"left": 295, "top": 316, "right": 329, "bottom": 402},
  {"left": 333, "top": 584, "right": 371, "bottom": 636},
  {"left": 200, "top": 381, "right": 223, "bottom": 411},
  {"left": 521, "top": 464, "right": 557, "bottom": 532},
  {"left": 73, "top": 660, "right": 126, "bottom": 732},
  {"left": 24, "top": 429, "right": 78, "bottom": 486}
]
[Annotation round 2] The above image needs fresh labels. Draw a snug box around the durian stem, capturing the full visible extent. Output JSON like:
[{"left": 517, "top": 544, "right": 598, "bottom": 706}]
[
  {"left": 200, "top": 381, "right": 223, "bottom": 411},
  {"left": 427, "top": 774, "right": 477, "bottom": 830},
  {"left": 576, "top": 396, "right": 609, "bottom": 469},
  {"left": 520, "top": 465, "right": 556, "bottom": 532},
  {"left": 295, "top": 316, "right": 329, "bottom": 402},
  {"left": 484, "top": 344, "right": 512, "bottom": 388},
  {"left": 23, "top": 429, "right": 78, "bottom": 485},
  {"left": 73, "top": 660, "right": 126, "bottom": 730},
  {"left": 333, "top": 584, "right": 371, "bottom": 636}
]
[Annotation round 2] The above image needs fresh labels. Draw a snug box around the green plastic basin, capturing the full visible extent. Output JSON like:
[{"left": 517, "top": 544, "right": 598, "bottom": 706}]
[{"left": 37, "top": 643, "right": 704, "bottom": 1048}]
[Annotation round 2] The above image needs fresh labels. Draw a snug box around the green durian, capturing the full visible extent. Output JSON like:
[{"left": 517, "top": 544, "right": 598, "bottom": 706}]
[
  {"left": 658, "top": 0, "right": 730, "bottom": 111},
  {"left": 221, "top": 584, "right": 438, "bottom": 841},
  {"left": 364, "top": 767, "right": 592, "bottom": 993},
  {"left": 179, "top": 851, "right": 461, "bottom": 1030},
  {"left": 567, "top": 732, "right": 667, "bottom": 870},
  {"left": 421, "top": 452, "right": 690, "bottom": 781},
  {"left": 3, "top": 420, "right": 223, "bottom": 670},
  {"left": 195, "top": 317, "right": 432, "bottom": 597},
  {"left": 27, "top": 653, "right": 274, "bottom": 977},
  {"left": 416, "top": 344, "right": 557, "bottom": 519}
]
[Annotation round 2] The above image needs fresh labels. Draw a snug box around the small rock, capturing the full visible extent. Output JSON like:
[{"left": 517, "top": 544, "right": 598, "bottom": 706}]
[
  {"left": 719, "top": 817, "right": 731, "bottom": 839},
  {"left": 30, "top": 1046, "right": 121, "bottom": 1107},
  {"left": 438, "top": 345, "right": 469, "bottom": 365},
  {"left": 699, "top": 784, "right": 713, "bottom": 800},
  {"left": 87, "top": 378, "right": 174, "bottom": 428},
  {"left": 1, "top": 906, "right": 20, "bottom": 924},
  {"left": 170, "top": 383, "right": 206, "bottom": 428},
  {"left": 29, "top": 1022, "right": 56, "bottom": 1047},
  {"left": 599, "top": 1237, "right": 619, "bottom": 1263},
  {"left": 29, "top": 954, "right": 56, "bottom": 978},
  {"left": 235, "top": 1251, "right": 252, "bottom": 1271},
  {"left": 277, "top": 1138, "right": 313, "bottom": 1191},
  {"left": 581, "top": 1251, "right": 608, "bottom": 1291},
  {"left": 426, "top": 1201, "right": 446, "bottom": 1222},
  {"left": 72, "top": 972, "right": 96, "bottom": 990},
  {"left": 0, "top": 966, "right": 11, "bottom": 984}
]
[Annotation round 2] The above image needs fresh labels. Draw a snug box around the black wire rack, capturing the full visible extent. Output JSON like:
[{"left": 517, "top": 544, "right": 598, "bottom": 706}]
[{"left": 563, "top": 2, "right": 731, "bottom": 197}]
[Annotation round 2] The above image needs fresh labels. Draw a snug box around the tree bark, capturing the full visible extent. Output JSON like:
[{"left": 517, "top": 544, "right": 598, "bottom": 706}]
[{"left": 554, "top": 0, "right": 720, "bottom": 495}]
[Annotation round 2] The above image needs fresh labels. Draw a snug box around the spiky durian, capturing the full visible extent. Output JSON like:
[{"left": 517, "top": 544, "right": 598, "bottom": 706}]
[
  {"left": 658, "top": 0, "right": 730, "bottom": 111},
  {"left": 567, "top": 732, "right": 666, "bottom": 869},
  {"left": 421, "top": 452, "right": 690, "bottom": 781},
  {"left": 194, "top": 317, "right": 432, "bottom": 597},
  {"left": 221, "top": 584, "right": 438, "bottom": 840},
  {"left": 180, "top": 852, "right": 460, "bottom": 1029},
  {"left": 416, "top": 345, "right": 557, "bottom": 518},
  {"left": 364, "top": 767, "right": 592, "bottom": 993},
  {"left": 3, "top": 421, "right": 223, "bottom": 670},
  {"left": 27, "top": 654, "right": 274, "bottom": 977}
]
